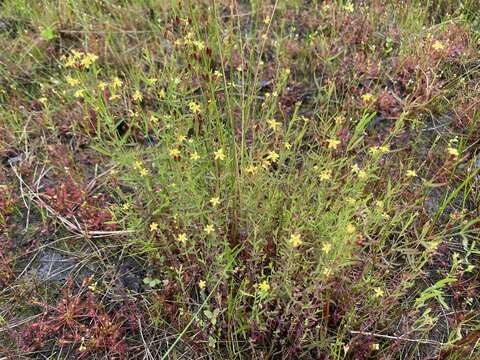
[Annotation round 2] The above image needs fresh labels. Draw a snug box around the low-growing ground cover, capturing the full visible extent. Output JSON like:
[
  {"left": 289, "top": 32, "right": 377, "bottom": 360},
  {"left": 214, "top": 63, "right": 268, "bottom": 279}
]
[{"left": 1, "top": 0, "right": 480, "bottom": 358}]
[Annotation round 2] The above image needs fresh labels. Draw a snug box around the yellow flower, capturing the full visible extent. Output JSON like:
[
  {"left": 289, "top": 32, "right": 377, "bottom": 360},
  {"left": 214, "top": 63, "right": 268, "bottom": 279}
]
[
  {"left": 177, "top": 233, "right": 187, "bottom": 243},
  {"left": 214, "top": 148, "right": 225, "bottom": 161},
  {"left": 266, "top": 150, "right": 279, "bottom": 163},
  {"left": 133, "top": 90, "right": 143, "bottom": 102},
  {"left": 447, "top": 147, "right": 459, "bottom": 157},
  {"left": 190, "top": 152, "right": 200, "bottom": 161},
  {"left": 122, "top": 203, "right": 131, "bottom": 211},
  {"left": 344, "top": 1, "right": 354, "bottom": 12},
  {"left": 149, "top": 222, "right": 159, "bottom": 232},
  {"left": 97, "top": 81, "right": 107, "bottom": 91},
  {"left": 284, "top": 142, "right": 292, "bottom": 150},
  {"left": 267, "top": 119, "right": 281, "bottom": 131},
  {"left": 129, "top": 109, "right": 139, "bottom": 118},
  {"left": 335, "top": 115, "right": 345, "bottom": 124},
  {"left": 66, "top": 76, "right": 80, "bottom": 86},
  {"left": 204, "top": 224, "right": 215, "bottom": 235},
  {"left": 71, "top": 49, "right": 83, "bottom": 59},
  {"left": 322, "top": 242, "right": 332, "bottom": 254},
  {"left": 193, "top": 40, "right": 205, "bottom": 50},
  {"left": 176, "top": 134, "right": 186, "bottom": 143},
  {"left": 432, "top": 40, "right": 445, "bottom": 51},
  {"left": 258, "top": 280, "right": 270, "bottom": 294},
  {"left": 369, "top": 145, "right": 389, "bottom": 156},
  {"left": 80, "top": 52, "right": 98, "bottom": 68},
  {"left": 358, "top": 170, "right": 368, "bottom": 179},
  {"left": 170, "top": 148, "right": 181, "bottom": 158},
  {"left": 74, "top": 89, "right": 85, "bottom": 98},
  {"left": 362, "top": 93, "right": 374, "bottom": 104},
  {"left": 209, "top": 197, "right": 221, "bottom": 207},
  {"left": 406, "top": 169, "right": 417, "bottom": 178},
  {"left": 78, "top": 341, "right": 87, "bottom": 352},
  {"left": 261, "top": 159, "right": 270, "bottom": 170},
  {"left": 111, "top": 77, "right": 123, "bottom": 89},
  {"left": 245, "top": 164, "right": 258, "bottom": 175},
  {"left": 64, "top": 56, "right": 76, "bottom": 68},
  {"left": 263, "top": 16, "right": 270, "bottom": 25},
  {"left": 188, "top": 101, "right": 201, "bottom": 114},
  {"left": 158, "top": 89, "right": 166, "bottom": 99},
  {"left": 327, "top": 138, "right": 341, "bottom": 150},
  {"left": 289, "top": 233, "right": 303, "bottom": 248},
  {"left": 322, "top": 267, "right": 332, "bottom": 277},
  {"left": 379, "top": 145, "right": 390, "bottom": 153},
  {"left": 139, "top": 167, "right": 149, "bottom": 177},
  {"left": 351, "top": 164, "right": 360, "bottom": 173},
  {"left": 319, "top": 169, "right": 332, "bottom": 181},
  {"left": 198, "top": 279, "right": 206, "bottom": 290},
  {"left": 346, "top": 197, "right": 356, "bottom": 205},
  {"left": 346, "top": 223, "right": 356, "bottom": 234},
  {"left": 373, "top": 287, "right": 384, "bottom": 298}
]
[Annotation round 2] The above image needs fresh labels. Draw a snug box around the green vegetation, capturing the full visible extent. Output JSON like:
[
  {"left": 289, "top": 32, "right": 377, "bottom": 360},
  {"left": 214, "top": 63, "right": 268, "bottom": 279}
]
[{"left": 1, "top": 0, "right": 480, "bottom": 358}]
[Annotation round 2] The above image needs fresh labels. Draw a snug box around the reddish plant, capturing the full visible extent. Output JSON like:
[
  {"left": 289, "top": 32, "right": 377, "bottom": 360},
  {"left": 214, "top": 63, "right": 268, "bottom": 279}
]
[
  {"left": 41, "top": 176, "right": 116, "bottom": 231},
  {"left": 17, "top": 278, "right": 141, "bottom": 358}
]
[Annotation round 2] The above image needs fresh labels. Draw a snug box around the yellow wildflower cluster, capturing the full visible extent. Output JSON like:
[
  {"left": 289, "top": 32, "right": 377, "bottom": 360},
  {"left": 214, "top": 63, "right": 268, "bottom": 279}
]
[
  {"left": 132, "top": 89, "right": 143, "bottom": 102},
  {"left": 190, "top": 151, "right": 200, "bottom": 161},
  {"left": 369, "top": 145, "right": 390, "bottom": 156},
  {"left": 63, "top": 49, "right": 98, "bottom": 69},
  {"left": 214, "top": 148, "right": 225, "bottom": 161},
  {"left": 204, "top": 224, "right": 215, "bottom": 235},
  {"left": 66, "top": 75, "right": 80, "bottom": 87},
  {"left": 149, "top": 222, "right": 158, "bottom": 232},
  {"left": 406, "top": 169, "right": 417, "bottom": 178},
  {"left": 267, "top": 119, "right": 281, "bottom": 131},
  {"left": 209, "top": 197, "right": 221, "bottom": 207},
  {"left": 289, "top": 233, "right": 302, "bottom": 247},
  {"left": 134, "top": 160, "right": 149, "bottom": 177},
  {"left": 447, "top": 138, "right": 459, "bottom": 158},
  {"left": 170, "top": 148, "right": 181, "bottom": 158},
  {"left": 177, "top": 233, "right": 187, "bottom": 243},
  {"left": 266, "top": 150, "right": 279, "bottom": 163},
  {"left": 257, "top": 280, "right": 270, "bottom": 295},
  {"left": 189, "top": 101, "right": 201, "bottom": 114},
  {"left": 362, "top": 93, "right": 374, "bottom": 104},
  {"left": 245, "top": 164, "right": 258, "bottom": 175},
  {"left": 319, "top": 169, "right": 332, "bottom": 181},
  {"left": 322, "top": 242, "right": 332, "bottom": 254},
  {"left": 344, "top": 2, "right": 354, "bottom": 12},
  {"left": 177, "top": 32, "right": 205, "bottom": 51},
  {"left": 327, "top": 138, "right": 341, "bottom": 150},
  {"left": 432, "top": 40, "right": 445, "bottom": 51}
]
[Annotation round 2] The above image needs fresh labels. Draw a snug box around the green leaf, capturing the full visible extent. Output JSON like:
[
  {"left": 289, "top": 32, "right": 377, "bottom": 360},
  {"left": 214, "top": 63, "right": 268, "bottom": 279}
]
[{"left": 40, "top": 26, "right": 55, "bottom": 41}]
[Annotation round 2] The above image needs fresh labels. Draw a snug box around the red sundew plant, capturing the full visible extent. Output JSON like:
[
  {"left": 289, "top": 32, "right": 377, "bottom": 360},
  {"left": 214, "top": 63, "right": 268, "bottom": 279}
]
[
  {"left": 17, "top": 278, "right": 141, "bottom": 358},
  {"left": 41, "top": 176, "right": 116, "bottom": 231}
]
